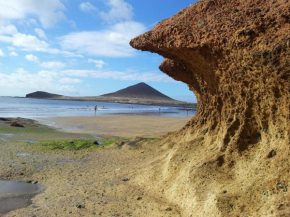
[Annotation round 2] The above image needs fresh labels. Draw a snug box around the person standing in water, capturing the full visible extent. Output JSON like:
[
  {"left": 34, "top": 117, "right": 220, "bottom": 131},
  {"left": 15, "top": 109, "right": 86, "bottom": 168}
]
[{"left": 94, "top": 105, "right": 98, "bottom": 115}]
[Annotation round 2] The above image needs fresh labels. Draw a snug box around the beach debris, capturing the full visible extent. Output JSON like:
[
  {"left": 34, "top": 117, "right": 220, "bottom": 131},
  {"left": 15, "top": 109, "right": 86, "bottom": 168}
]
[
  {"left": 262, "top": 190, "right": 269, "bottom": 196},
  {"left": 122, "top": 177, "right": 130, "bottom": 182},
  {"left": 268, "top": 150, "right": 277, "bottom": 158},
  {"left": 277, "top": 183, "right": 287, "bottom": 192},
  {"left": 165, "top": 207, "right": 173, "bottom": 211},
  {"left": 118, "top": 142, "right": 126, "bottom": 147},
  {"left": 76, "top": 204, "right": 85, "bottom": 209},
  {"left": 137, "top": 196, "right": 142, "bottom": 200},
  {"left": 10, "top": 122, "right": 24, "bottom": 128}
]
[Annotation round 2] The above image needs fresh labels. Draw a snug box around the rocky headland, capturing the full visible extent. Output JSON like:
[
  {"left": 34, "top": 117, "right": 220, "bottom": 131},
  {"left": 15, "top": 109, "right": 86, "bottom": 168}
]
[
  {"left": 130, "top": 0, "right": 290, "bottom": 216},
  {"left": 26, "top": 91, "right": 62, "bottom": 99}
]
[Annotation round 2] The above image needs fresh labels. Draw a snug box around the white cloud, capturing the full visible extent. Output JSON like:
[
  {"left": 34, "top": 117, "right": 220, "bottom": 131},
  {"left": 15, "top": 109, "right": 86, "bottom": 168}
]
[
  {"left": 16, "top": 68, "right": 28, "bottom": 73},
  {"left": 0, "top": 25, "right": 18, "bottom": 35},
  {"left": 7, "top": 46, "right": 15, "bottom": 51},
  {"left": 59, "top": 21, "right": 146, "bottom": 57},
  {"left": 0, "top": 25, "right": 49, "bottom": 51},
  {"left": 61, "top": 69, "right": 176, "bottom": 82},
  {"left": 88, "top": 59, "right": 106, "bottom": 68},
  {"left": 100, "top": 0, "right": 133, "bottom": 23},
  {"left": 9, "top": 51, "right": 18, "bottom": 56},
  {"left": 59, "top": 77, "right": 82, "bottom": 84},
  {"left": 25, "top": 54, "right": 39, "bottom": 62},
  {"left": 79, "top": 2, "right": 97, "bottom": 13},
  {"left": 12, "top": 33, "right": 49, "bottom": 50},
  {"left": 0, "top": 0, "right": 66, "bottom": 28},
  {"left": 0, "top": 26, "right": 82, "bottom": 58},
  {"left": 0, "top": 48, "right": 5, "bottom": 57},
  {"left": 34, "top": 28, "right": 47, "bottom": 39},
  {"left": 0, "top": 69, "right": 78, "bottom": 96},
  {"left": 41, "top": 61, "right": 66, "bottom": 69}
]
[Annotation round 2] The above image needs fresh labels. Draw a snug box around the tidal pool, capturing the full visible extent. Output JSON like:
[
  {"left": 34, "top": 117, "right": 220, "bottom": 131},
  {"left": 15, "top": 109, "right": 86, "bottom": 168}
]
[
  {"left": 0, "top": 181, "right": 39, "bottom": 194},
  {"left": 17, "top": 140, "right": 37, "bottom": 144},
  {"left": 0, "top": 181, "right": 40, "bottom": 215}
]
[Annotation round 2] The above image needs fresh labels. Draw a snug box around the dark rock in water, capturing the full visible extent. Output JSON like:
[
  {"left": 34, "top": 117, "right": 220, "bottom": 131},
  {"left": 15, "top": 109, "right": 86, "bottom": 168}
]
[
  {"left": 10, "top": 122, "right": 24, "bottom": 128},
  {"left": 0, "top": 118, "right": 9, "bottom": 122}
]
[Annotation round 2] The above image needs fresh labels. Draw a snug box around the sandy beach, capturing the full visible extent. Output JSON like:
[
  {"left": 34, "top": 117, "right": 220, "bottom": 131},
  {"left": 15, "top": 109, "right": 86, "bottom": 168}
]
[
  {"left": 0, "top": 116, "right": 190, "bottom": 216},
  {"left": 41, "top": 116, "right": 192, "bottom": 137}
]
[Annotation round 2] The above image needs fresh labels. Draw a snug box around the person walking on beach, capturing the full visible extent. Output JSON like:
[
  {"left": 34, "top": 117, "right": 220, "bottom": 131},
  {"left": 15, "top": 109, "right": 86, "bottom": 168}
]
[{"left": 94, "top": 105, "right": 98, "bottom": 115}]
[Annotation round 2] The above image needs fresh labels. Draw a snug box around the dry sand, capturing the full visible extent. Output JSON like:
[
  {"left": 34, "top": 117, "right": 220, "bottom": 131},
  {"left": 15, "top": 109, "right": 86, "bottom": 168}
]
[{"left": 41, "top": 116, "right": 192, "bottom": 137}]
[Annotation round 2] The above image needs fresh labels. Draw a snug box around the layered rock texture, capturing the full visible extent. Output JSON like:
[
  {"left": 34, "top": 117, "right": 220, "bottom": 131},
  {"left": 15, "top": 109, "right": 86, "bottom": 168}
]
[{"left": 131, "top": 0, "right": 290, "bottom": 216}]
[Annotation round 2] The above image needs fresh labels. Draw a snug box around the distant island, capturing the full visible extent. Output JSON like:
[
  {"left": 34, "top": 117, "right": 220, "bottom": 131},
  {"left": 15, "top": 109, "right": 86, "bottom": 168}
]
[
  {"left": 26, "top": 91, "right": 62, "bottom": 99},
  {"left": 26, "top": 82, "right": 196, "bottom": 107}
]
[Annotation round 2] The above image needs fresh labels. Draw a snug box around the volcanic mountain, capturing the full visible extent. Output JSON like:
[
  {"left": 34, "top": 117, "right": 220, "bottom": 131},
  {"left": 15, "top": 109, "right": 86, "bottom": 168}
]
[
  {"left": 101, "top": 82, "right": 173, "bottom": 100},
  {"left": 26, "top": 91, "right": 62, "bottom": 99}
]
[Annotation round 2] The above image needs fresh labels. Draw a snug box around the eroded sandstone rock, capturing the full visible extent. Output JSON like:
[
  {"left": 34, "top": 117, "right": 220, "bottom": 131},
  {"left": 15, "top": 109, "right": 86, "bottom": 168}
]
[{"left": 131, "top": 0, "right": 289, "bottom": 216}]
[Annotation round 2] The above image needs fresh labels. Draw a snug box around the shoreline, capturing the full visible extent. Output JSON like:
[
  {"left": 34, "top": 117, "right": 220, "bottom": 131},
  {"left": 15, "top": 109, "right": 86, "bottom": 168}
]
[
  {"left": 24, "top": 96, "right": 197, "bottom": 108},
  {"left": 39, "top": 115, "right": 192, "bottom": 137}
]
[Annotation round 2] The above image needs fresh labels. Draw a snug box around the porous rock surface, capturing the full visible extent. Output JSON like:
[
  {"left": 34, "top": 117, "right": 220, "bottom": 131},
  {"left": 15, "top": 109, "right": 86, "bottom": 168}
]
[{"left": 131, "top": 0, "right": 290, "bottom": 216}]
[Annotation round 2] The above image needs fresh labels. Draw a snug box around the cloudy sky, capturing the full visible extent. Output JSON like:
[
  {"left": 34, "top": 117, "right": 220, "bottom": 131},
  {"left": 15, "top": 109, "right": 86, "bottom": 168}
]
[{"left": 0, "top": 0, "right": 196, "bottom": 102}]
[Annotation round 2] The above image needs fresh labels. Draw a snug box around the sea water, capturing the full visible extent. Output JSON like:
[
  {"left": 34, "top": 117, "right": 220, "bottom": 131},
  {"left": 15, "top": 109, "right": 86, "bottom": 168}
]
[{"left": 0, "top": 97, "right": 195, "bottom": 118}]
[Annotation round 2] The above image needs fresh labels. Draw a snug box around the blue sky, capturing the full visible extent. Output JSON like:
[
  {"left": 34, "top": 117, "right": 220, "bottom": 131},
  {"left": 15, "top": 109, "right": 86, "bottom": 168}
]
[{"left": 0, "top": 0, "right": 197, "bottom": 102}]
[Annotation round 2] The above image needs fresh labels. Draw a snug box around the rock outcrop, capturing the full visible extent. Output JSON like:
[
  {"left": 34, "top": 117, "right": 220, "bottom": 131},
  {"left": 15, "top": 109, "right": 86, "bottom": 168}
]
[
  {"left": 131, "top": 0, "right": 290, "bottom": 216},
  {"left": 26, "top": 91, "right": 62, "bottom": 99}
]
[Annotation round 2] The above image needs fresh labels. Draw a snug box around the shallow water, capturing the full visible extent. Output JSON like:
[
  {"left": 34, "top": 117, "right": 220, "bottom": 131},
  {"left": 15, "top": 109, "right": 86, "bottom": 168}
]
[
  {"left": 1, "top": 133, "right": 13, "bottom": 137},
  {"left": 0, "top": 181, "right": 40, "bottom": 214},
  {"left": 0, "top": 181, "right": 39, "bottom": 194},
  {"left": 17, "top": 152, "right": 31, "bottom": 156},
  {"left": 17, "top": 140, "right": 37, "bottom": 144},
  {"left": 0, "top": 97, "right": 195, "bottom": 118}
]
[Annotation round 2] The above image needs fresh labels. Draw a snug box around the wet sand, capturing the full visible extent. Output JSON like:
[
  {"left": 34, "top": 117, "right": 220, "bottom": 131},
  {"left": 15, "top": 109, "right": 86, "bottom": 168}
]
[{"left": 41, "top": 115, "right": 192, "bottom": 137}]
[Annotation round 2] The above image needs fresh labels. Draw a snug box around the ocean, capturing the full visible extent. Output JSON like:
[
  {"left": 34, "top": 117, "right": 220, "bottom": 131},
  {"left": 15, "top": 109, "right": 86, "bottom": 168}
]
[{"left": 0, "top": 97, "right": 195, "bottom": 119}]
